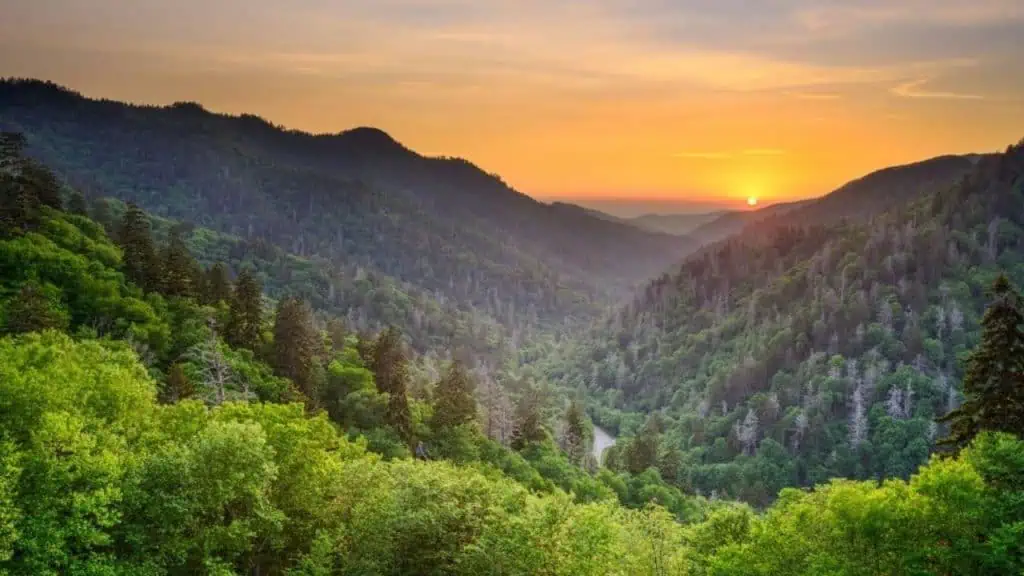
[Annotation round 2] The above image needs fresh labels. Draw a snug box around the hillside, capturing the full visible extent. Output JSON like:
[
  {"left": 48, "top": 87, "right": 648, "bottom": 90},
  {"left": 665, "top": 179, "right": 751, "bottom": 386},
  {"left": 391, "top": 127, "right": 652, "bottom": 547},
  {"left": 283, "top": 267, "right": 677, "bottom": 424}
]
[
  {"left": 2, "top": 124, "right": 1022, "bottom": 576},
  {"left": 629, "top": 211, "right": 730, "bottom": 236},
  {"left": 0, "top": 79, "right": 692, "bottom": 330},
  {"left": 546, "top": 139, "right": 1024, "bottom": 504}
]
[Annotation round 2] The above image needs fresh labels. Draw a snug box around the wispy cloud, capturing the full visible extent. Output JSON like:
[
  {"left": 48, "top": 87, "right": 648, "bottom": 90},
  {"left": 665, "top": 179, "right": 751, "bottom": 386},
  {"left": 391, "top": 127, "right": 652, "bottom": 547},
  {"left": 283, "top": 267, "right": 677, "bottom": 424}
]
[
  {"left": 742, "top": 148, "right": 787, "bottom": 156},
  {"left": 891, "top": 78, "right": 985, "bottom": 100},
  {"left": 785, "top": 91, "right": 842, "bottom": 100}
]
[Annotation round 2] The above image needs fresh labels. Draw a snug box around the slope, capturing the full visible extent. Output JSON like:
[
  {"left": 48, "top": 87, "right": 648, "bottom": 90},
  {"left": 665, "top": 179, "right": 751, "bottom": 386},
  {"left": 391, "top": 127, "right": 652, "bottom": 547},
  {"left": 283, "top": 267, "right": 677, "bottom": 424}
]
[
  {"left": 0, "top": 78, "right": 692, "bottom": 329},
  {"left": 547, "top": 139, "right": 1024, "bottom": 504}
]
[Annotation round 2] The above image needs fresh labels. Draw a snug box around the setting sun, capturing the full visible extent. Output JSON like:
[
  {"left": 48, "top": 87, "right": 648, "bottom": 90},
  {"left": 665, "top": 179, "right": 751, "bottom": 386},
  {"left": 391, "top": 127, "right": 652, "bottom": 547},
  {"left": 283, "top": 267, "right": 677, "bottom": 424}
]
[{"left": 747, "top": 196, "right": 758, "bottom": 207}]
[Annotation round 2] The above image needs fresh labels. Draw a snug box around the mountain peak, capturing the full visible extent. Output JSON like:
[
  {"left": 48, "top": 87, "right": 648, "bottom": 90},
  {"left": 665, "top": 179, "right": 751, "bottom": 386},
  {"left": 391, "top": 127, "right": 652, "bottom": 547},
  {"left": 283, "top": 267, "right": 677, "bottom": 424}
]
[{"left": 336, "top": 127, "right": 408, "bottom": 155}]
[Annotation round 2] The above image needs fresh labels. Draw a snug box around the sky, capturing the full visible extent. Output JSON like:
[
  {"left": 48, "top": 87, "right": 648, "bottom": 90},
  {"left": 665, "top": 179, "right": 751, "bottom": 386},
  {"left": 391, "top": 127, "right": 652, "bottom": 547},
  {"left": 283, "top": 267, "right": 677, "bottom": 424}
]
[{"left": 2, "top": 0, "right": 1023, "bottom": 213}]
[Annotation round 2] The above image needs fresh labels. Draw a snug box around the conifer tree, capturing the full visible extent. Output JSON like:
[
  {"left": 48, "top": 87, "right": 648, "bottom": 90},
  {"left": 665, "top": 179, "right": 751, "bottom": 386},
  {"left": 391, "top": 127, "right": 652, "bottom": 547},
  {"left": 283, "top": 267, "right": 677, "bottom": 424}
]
[
  {"left": 0, "top": 132, "right": 25, "bottom": 170},
  {"left": 511, "top": 385, "right": 547, "bottom": 451},
  {"left": 326, "top": 317, "right": 347, "bottom": 353},
  {"left": 272, "top": 297, "right": 320, "bottom": 401},
  {"left": 90, "top": 198, "right": 114, "bottom": 233},
  {"left": 119, "top": 202, "right": 160, "bottom": 292},
  {"left": 1, "top": 282, "right": 69, "bottom": 335},
  {"left": 160, "top": 224, "right": 198, "bottom": 298},
  {"left": 562, "top": 398, "right": 587, "bottom": 465},
  {"left": 369, "top": 327, "right": 413, "bottom": 446},
  {"left": 163, "top": 362, "right": 194, "bottom": 403},
  {"left": 432, "top": 360, "right": 477, "bottom": 430},
  {"left": 626, "top": 414, "right": 662, "bottom": 474},
  {"left": 939, "top": 274, "right": 1024, "bottom": 448},
  {"left": 225, "top": 269, "right": 263, "bottom": 352},
  {"left": 20, "top": 160, "right": 62, "bottom": 211},
  {"left": 67, "top": 190, "right": 89, "bottom": 217},
  {"left": 202, "top": 262, "right": 232, "bottom": 305}
]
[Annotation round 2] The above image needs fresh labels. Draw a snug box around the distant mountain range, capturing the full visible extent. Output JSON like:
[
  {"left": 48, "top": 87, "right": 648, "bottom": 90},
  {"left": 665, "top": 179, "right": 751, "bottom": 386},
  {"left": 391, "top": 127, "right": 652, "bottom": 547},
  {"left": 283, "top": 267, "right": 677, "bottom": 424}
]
[{"left": 0, "top": 79, "right": 693, "bottom": 332}]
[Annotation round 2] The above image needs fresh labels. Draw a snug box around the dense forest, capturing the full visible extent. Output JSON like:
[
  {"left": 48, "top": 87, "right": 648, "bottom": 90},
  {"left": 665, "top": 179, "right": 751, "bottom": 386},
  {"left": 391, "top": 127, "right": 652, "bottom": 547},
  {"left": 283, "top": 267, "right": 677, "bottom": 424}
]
[
  {"left": 0, "top": 79, "right": 692, "bottom": 334},
  {"left": 1, "top": 77, "right": 1023, "bottom": 575},
  {"left": 546, "top": 140, "right": 1024, "bottom": 505}
]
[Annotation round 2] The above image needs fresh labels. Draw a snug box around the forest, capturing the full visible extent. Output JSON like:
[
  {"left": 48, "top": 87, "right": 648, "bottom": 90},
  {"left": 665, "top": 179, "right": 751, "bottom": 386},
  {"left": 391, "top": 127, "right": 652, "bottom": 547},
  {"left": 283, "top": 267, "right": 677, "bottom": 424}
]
[{"left": 0, "top": 78, "right": 1023, "bottom": 575}]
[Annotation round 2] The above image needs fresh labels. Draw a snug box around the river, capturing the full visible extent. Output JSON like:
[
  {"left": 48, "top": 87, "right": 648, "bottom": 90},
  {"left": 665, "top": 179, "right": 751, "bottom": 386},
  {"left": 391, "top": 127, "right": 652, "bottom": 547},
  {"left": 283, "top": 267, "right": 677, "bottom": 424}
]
[{"left": 592, "top": 425, "right": 616, "bottom": 464}]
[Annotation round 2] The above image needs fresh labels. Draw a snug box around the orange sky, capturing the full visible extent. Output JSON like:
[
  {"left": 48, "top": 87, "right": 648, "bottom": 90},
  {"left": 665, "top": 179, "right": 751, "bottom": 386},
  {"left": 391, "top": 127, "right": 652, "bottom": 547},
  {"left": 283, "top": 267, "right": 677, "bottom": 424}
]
[{"left": 2, "top": 0, "right": 1023, "bottom": 208}]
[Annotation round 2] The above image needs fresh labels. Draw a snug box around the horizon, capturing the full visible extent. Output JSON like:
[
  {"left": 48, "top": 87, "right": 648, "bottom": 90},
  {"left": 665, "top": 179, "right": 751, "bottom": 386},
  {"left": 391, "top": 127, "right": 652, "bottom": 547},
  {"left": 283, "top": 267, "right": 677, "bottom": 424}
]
[{"left": 3, "top": 0, "right": 1023, "bottom": 208}]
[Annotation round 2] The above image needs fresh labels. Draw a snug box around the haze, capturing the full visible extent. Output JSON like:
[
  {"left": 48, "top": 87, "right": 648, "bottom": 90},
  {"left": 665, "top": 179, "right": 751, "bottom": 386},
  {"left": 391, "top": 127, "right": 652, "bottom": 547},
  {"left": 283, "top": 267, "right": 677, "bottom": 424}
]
[{"left": 3, "top": 0, "right": 1023, "bottom": 212}]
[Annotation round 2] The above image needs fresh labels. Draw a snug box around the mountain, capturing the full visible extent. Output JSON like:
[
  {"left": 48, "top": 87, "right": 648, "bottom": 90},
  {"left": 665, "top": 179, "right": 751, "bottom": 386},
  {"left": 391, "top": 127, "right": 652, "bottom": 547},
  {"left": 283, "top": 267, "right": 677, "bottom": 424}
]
[
  {"left": 685, "top": 200, "right": 809, "bottom": 246},
  {"left": 545, "top": 139, "right": 1024, "bottom": 505},
  {"left": 0, "top": 79, "right": 692, "bottom": 331},
  {"left": 628, "top": 211, "right": 730, "bottom": 236}
]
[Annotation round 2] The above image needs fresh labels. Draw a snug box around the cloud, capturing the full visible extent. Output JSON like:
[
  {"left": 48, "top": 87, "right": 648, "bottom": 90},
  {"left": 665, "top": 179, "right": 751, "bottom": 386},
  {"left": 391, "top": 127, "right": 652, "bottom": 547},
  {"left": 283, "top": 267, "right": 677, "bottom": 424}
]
[
  {"left": 742, "top": 148, "right": 787, "bottom": 156},
  {"left": 891, "top": 78, "right": 985, "bottom": 100},
  {"left": 785, "top": 91, "right": 842, "bottom": 100}
]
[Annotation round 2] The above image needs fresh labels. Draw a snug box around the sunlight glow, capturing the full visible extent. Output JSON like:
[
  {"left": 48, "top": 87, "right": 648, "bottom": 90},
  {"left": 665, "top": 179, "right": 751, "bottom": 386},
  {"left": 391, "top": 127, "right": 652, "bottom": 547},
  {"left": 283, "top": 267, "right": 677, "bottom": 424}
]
[{"left": 747, "top": 196, "right": 759, "bottom": 207}]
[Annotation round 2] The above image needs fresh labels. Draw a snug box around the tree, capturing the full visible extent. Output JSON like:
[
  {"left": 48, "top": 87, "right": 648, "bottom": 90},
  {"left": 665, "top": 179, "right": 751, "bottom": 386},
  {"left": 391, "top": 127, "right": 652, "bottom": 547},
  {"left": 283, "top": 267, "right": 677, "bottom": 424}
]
[
  {"left": 939, "top": 275, "right": 1024, "bottom": 449},
  {"left": 2, "top": 282, "right": 69, "bottom": 335},
  {"left": 163, "top": 362, "right": 194, "bottom": 403},
  {"left": 67, "top": 191, "right": 89, "bottom": 217},
  {"left": 202, "top": 262, "right": 232, "bottom": 305},
  {"left": 160, "top": 224, "right": 199, "bottom": 298},
  {"left": 562, "top": 398, "right": 587, "bottom": 465},
  {"left": 369, "top": 327, "right": 413, "bottom": 446},
  {"left": 432, "top": 360, "right": 477, "bottom": 430},
  {"left": 225, "top": 269, "right": 263, "bottom": 352},
  {"left": 119, "top": 202, "right": 160, "bottom": 292},
  {"left": 20, "top": 160, "right": 63, "bottom": 211},
  {"left": 271, "top": 297, "right": 320, "bottom": 401},
  {"left": 511, "top": 385, "right": 547, "bottom": 451}
]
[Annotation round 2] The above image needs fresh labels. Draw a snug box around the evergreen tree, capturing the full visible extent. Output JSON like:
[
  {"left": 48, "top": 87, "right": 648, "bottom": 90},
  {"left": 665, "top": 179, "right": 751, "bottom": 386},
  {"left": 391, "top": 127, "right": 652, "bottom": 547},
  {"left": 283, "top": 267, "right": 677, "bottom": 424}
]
[
  {"left": 163, "top": 362, "right": 194, "bottom": 403},
  {"left": 625, "top": 414, "right": 662, "bottom": 474},
  {"left": 160, "top": 224, "right": 199, "bottom": 298},
  {"left": 119, "top": 202, "right": 160, "bottom": 292},
  {"left": 225, "top": 269, "right": 263, "bottom": 352},
  {"left": 2, "top": 282, "right": 69, "bottom": 335},
  {"left": 326, "top": 317, "right": 347, "bottom": 353},
  {"left": 202, "top": 262, "right": 232, "bottom": 305},
  {"left": 939, "top": 275, "right": 1024, "bottom": 448},
  {"left": 271, "top": 297, "right": 320, "bottom": 401},
  {"left": 67, "top": 190, "right": 89, "bottom": 217},
  {"left": 432, "top": 360, "right": 477, "bottom": 430},
  {"left": 20, "top": 160, "right": 62, "bottom": 211},
  {"left": 511, "top": 385, "right": 547, "bottom": 451},
  {"left": 369, "top": 327, "right": 413, "bottom": 446},
  {"left": 562, "top": 398, "right": 587, "bottom": 465},
  {"left": 90, "top": 197, "right": 114, "bottom": 233}
]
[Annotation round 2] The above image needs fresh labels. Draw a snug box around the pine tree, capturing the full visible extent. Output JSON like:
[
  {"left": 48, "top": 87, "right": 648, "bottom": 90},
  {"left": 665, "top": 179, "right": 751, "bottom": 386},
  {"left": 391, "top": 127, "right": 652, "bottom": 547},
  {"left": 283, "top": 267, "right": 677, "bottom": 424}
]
[
  {"left": 119, "top": 202, "right": 160, "bottom": 292},
  {"left": 20, "top": 160, "right": 62, "bottom": 211},
  {"left": 432, "top": 360, "right": 477, "bottom": 430},
  {"left": 369, "top": 327, "right": 413, "bottom": 446},
  {"left": 67, "top": 191, "right": 89, "bottom": 217},
  {"left": 0, "top": 132, "right": 26, "bottom": 170},
  {"left": 160, "top": 224, "right": 199, "bottom": 298},
  {"left": 271, "top": 297, "right": 320, "bottom": 401},
  {"left": 225, "top": 269, "right": 263, "bottom": 352},
  {"left": 201, "top": 263, "right": 232, "bottom": 305},
  {"left": 163, "top": 362, "right": 194, "bottom": 403},
  {"left": 90, "top": 198, "right": 114, "bottom": 233},
  {"left": 562, "top": 398, "right": 587, "bottom": 465},
  {"left": 510, "top": 385, "right": 547, "bottom": 451},
  {"left": 326, "top": 317, "right": 347, "bottom": 353},
  {"left": 626, "top": 414, "right": 662, "bottom": 474},
  {"left": 2, "top": 282, "right": 69, "bottom": 335},
  {"left": 939, "top": 274, "right": 1024, "bottom": 448}
]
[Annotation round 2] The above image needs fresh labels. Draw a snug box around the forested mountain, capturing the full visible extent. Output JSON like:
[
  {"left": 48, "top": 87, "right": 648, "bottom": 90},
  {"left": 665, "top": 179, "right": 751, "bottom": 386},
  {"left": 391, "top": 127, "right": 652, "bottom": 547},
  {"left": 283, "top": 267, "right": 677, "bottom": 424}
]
[
  {"left": 629, "top": 211, "right": 731, "bottom": 236},
  {"left": 2, "top": 127, "right": 1023, "bottom": 576},
  {"left": 0, "top": 79, "right": 691, "bottom": 330},
  {"left": 547, "top": 139, "right": 1024, "bottom": 505}
]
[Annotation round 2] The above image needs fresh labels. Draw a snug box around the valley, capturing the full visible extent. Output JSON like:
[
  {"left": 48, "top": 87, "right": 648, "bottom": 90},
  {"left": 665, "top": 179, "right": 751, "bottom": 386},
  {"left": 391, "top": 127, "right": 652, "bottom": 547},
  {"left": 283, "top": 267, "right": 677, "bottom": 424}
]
[{"left": 0, "top": 77, "right": 1022, "bottom": 575}]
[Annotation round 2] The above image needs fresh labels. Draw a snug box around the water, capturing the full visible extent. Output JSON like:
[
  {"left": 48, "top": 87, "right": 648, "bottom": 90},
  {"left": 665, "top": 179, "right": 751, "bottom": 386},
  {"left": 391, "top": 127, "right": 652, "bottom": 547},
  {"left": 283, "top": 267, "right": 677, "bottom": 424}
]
[{"left": 592, "top": 425, "right": 616, "bottom": 464}]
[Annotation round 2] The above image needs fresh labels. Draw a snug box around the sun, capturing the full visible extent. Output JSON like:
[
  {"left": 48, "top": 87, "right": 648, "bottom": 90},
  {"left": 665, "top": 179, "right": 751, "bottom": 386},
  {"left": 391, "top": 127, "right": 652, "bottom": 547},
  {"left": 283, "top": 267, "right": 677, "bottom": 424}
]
[{"left": 747, "top": 196, "right": 758, "bottom": 207}]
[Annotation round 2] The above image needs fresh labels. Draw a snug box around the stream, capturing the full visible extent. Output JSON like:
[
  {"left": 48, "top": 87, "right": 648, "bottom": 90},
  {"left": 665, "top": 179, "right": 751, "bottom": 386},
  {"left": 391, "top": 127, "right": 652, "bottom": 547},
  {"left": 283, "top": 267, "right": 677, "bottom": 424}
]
[{"left": 592, "top": 425, "right": 616, "bottom": 464}]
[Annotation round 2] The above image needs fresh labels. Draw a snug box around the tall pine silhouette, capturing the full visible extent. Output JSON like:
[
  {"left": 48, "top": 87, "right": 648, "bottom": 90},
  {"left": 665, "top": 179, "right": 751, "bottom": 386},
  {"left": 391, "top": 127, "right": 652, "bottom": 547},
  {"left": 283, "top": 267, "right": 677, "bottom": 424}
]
[
  {"left": 432, "top": 361, "right": 477, "bottom": 430},
  {"left": 939, "top": 274, "right": 1024, "bottom": 448},
  {"left": 119, "top": 202, "right": 160, "bottom": 293},
  {"left": 160, "top": 224, "right": 199, "bottom": 298},
  {"left": 272, "top": 297, "right": 320, "bottom": 402},
  {"left": 225, "top": 269, "right": 263, "bottom": 352},
  {"left": 370, "top": 327, "right": 413, "bottom": 446}
]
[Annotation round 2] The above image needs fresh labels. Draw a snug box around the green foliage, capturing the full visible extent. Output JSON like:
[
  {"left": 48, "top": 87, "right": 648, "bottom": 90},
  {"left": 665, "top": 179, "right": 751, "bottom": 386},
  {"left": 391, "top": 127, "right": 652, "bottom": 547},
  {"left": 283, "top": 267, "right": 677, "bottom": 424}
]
[
  {"left": 225, "top": 268, "right": 263, "bottom": 352},
  {"left": 432, "top": 361, "right": 478, "bottom": 431},
  {"left": 940, "top": 274, "right": 1024, "bottom": 448}
]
